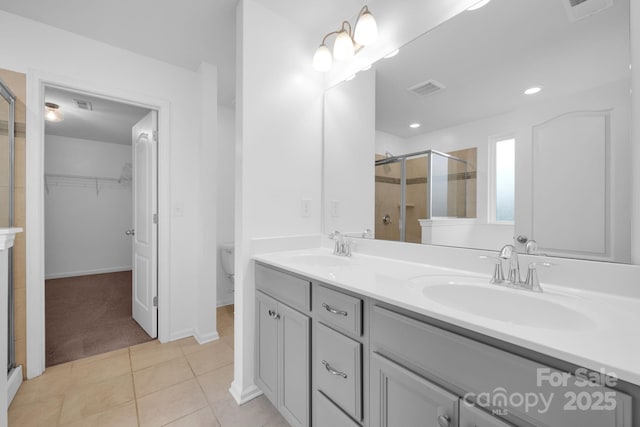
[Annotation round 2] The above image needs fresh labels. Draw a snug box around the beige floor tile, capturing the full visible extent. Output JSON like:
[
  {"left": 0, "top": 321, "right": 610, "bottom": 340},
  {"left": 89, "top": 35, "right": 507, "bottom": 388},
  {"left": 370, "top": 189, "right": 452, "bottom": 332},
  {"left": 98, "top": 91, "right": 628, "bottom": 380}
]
[
  {"left": 221, "top": 333, "right": 234, "bottom": 349},
  {"left": 210, "top": 396, "right": 282, "bottom": 427},
  {"left": 185, "top": 341, "right": 233, "bottom": 376},
  {"left": 11, "top": 364, "right": 73, "bottom": 407},
  {"left": 73, "top": 348, "right": 129, "bottom": 365},
  {"left": 180, "top": 338, "right": 226, "bottom": 356},
  {"left": 130, "top": 341, "right": 183, "bottom": 371},
  {"left": 8, "top": 395, "right": 63, "bottom": 427},
  {"left": 129, "top": 339, "right": 163, "bottom": 353},
  {"left": 58, "top": 373, "right": 135, "bottom": 425},
  {"left": 218, "top": 323, "right": 234, "bottom": 338},
  {"left": 137, "top": 378, "right": 208, "bottom": 427},
  {"left": 163, "top": 407, "right": 220, "bottom": 427},
  {"left": 59, "top": 401, "right": 138, "bottom": 427},
  {"left": 133, "top": 356, "right": 194, "bottom": 397},
  {"left": 196, "top": 364, "right": 234, "bottom": 405},
  {"left": 71, "top": 350, "right": 131, "bottom": 385}
]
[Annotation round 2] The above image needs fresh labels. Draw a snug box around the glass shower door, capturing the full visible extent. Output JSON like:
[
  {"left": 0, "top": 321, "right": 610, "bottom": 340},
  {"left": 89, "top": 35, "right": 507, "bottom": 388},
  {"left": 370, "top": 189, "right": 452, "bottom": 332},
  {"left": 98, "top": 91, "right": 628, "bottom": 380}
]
[{"left": 0, "top": 78, "right": 15, "bottom": 373}]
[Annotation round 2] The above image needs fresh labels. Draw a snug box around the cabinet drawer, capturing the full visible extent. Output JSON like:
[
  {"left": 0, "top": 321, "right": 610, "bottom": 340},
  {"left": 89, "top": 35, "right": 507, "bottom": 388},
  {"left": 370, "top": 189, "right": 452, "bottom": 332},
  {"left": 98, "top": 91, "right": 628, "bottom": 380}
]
[
  {"left": 313, "top": 285, "right": 362, "bottom": 336},
  {"left": 315, "top": 391, "right": 360, "bottom": 427},
  {"left": 316, "top": 323, "right": 362, "bottom": 420},
  {"left": 371, "top": 304, "right": 632, "bottom": 427},
  {"left": 256, "top": 263, "right": 311, "bottom": 312}
]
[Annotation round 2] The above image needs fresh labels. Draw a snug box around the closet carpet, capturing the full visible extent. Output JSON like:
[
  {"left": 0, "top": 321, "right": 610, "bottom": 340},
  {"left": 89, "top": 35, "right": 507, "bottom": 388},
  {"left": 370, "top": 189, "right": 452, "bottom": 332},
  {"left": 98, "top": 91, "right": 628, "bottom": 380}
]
[{"left": 45, "top": 271, "right": 153, "bottom": 367}]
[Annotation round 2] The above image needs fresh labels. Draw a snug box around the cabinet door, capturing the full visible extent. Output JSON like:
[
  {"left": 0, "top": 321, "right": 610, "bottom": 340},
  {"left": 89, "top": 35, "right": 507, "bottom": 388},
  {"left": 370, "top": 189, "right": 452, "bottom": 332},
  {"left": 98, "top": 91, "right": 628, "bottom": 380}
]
[
  {"left": 460, "top": 404, "right": 513, "bottom": 427},
  {"left": 370, "top": 352, "right": 459, "bottom": 427},
  {"left": 315, "top": 391, "right": 361, "bottom": 427},
  {"left": 278, "top": 303, "right": 310, "bottom": 427},
  {"left": 256, "top": 291, "right": 279, "bottom": 405}
]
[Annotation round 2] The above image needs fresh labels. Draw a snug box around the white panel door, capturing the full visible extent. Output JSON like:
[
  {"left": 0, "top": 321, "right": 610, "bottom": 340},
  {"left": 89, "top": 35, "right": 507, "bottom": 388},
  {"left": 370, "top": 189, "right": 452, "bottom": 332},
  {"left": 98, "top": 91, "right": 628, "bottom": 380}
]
[{"left": 132, "top": 111, "right": 158, "bottom": 338}]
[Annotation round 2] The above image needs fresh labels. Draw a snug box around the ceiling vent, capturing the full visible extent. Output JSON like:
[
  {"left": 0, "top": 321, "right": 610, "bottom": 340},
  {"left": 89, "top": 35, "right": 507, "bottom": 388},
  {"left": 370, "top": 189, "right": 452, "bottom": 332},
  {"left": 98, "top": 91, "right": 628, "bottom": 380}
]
[
  {"left": 563, "top": 0, "right": 613, "bottom": 22},
  {"left": 73, "top": 99, "right": 93, "bottom": 111},
  {"left": 407, "top": 79, "right": 445, "bottom": 98}
]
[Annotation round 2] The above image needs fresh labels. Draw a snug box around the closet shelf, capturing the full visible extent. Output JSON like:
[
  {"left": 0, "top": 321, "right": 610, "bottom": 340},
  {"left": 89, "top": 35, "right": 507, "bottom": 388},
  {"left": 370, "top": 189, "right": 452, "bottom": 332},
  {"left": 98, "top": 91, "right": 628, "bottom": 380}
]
[{"left": 44, "top": 173, "right": 131, "bottom": 195}]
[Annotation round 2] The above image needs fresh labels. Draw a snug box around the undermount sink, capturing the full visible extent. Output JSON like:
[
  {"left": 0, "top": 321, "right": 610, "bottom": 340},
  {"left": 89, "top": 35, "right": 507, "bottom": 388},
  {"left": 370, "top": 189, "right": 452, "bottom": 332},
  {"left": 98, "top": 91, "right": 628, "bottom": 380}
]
[
  {"left": 415, "top": 277, "right": 596, "bottom": 331},
  {"left": 287, "top": 254, "right": 351, "bottom": 268}
]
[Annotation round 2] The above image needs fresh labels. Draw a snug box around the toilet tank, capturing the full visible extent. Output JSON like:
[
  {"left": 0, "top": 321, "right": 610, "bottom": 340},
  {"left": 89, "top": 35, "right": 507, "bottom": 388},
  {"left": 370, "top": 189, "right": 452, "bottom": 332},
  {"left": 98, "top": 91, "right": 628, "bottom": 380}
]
[{"left": 220, "top": 242, "right": 235, "bottom": 277}]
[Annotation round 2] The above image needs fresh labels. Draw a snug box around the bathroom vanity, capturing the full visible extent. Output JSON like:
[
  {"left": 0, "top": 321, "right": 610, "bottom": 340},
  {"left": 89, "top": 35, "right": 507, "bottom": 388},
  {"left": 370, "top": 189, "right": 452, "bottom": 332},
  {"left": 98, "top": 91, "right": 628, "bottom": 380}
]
[{"left": 253, "top": 249, "right": 639, "bottom": 427}]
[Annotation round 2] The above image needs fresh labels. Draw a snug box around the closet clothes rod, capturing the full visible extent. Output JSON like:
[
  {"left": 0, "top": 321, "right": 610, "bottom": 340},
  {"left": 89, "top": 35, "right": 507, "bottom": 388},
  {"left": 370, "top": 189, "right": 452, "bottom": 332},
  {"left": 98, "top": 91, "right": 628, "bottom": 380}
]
[{"left": 44, "top": 173, "right": 130, "bottom": 196}]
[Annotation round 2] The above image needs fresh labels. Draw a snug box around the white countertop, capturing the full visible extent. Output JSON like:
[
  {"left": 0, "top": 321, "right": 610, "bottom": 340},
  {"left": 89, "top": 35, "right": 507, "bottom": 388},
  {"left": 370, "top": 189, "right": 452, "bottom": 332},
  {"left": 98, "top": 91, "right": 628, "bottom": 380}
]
[{"left": 254, "top": 247, "right": 640, "bottom": 387}]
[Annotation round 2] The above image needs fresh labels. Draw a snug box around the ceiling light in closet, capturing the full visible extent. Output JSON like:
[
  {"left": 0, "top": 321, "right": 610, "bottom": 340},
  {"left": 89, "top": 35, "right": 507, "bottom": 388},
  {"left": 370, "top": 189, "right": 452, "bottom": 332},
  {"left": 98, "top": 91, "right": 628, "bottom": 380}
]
[
  {"left": 44, "top": 102, "right": 64, "bottom": 122},
  {"left": 409, "top": 123, "right": 421, "bottom": 129},
  {"left": 524, "top": 86, "right": 543, "bottom": 95}
]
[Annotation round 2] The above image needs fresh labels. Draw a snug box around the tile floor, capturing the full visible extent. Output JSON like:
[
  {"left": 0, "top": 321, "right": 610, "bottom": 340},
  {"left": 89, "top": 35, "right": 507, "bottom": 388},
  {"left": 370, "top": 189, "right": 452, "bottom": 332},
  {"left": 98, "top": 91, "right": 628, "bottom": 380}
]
[{"left": 8, "top": 305, "right": 289, "bottom": 427}]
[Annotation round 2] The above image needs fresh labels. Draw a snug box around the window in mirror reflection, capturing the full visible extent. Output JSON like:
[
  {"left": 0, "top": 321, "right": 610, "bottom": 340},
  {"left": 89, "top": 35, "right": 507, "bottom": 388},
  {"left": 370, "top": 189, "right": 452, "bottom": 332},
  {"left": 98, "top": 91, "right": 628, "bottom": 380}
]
[{"left": 494, "top": 138, "right": 515, "bottom": 223}]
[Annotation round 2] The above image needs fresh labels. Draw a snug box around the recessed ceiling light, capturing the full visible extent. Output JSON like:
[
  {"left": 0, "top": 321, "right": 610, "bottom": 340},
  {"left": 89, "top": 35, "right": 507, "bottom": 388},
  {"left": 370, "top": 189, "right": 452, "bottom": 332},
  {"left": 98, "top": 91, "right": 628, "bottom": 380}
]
[
  {"left": 467, "top": 0, "right": 492, "bottom": 11},
  {"left": 524, "top": 86, "right": 542, "bottom": 95},
  {"left": 409, "top": 123, "right": 421, "bottom": 129},
  {"left": 384, "top": 49, "right": 400, "bottom": 59}
]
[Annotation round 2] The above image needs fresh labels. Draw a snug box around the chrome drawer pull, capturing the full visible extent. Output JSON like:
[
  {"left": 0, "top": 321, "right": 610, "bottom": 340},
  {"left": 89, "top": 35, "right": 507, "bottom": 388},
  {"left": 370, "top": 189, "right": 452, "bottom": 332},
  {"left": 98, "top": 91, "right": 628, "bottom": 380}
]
[
  {"left": 322, "top": 303, "right": 348, "bottom": 317},
  {"left": 437, "top": 415, "right": 450, "bottom": 427},
  {"left": 267, "top": 309, "right": 280, "bottom": 319},
  {"left": 321, "top": 360, "right": 348, "bottom": 379}
]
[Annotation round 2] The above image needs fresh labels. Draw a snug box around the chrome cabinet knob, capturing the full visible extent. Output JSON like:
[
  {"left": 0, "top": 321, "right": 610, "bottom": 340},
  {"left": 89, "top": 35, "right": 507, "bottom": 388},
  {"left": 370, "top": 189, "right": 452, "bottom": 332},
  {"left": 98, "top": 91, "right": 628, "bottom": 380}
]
[
  {"left": 382, "top": 214, "right": 392, "bottom": 225},
  {"left": 125, "top": 229, "right": 135, "bottom": 236},
  {"left": 437, "top": 415, "right": 451, "bottom": 427}
]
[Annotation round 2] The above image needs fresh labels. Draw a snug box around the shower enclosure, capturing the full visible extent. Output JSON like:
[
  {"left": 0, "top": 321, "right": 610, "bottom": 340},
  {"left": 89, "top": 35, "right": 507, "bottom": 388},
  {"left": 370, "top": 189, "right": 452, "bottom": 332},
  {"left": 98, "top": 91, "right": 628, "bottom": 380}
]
[
  {"left": 375, "top": 149, "right": 472, "bottom": 243},
  {"left": 0, "top": 78, "right": 15, "bottom": 374}
]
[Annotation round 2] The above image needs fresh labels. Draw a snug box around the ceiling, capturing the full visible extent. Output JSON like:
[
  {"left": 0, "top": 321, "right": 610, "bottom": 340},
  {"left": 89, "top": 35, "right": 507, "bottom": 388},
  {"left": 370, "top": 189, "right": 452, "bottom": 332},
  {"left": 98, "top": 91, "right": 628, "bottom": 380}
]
[
  {"left": 45, "top": 86, "right": 150, "bottom": 145},
  {"left": 375, "top": 0, "right": 631, "bottom": 138},
  {"left": 0, "top": 0, "right": 365, "bottom": 108},
  {"left": 0, "top": 0, "right": 238, "bottom": 106}
]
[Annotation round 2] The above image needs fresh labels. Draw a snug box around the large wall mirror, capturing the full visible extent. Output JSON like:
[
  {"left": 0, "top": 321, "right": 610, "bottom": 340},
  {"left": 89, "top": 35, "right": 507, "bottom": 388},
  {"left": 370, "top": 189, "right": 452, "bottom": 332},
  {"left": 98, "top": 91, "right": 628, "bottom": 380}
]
[{"left": 323, "top": 0, "right": 631, "bottom": 263}]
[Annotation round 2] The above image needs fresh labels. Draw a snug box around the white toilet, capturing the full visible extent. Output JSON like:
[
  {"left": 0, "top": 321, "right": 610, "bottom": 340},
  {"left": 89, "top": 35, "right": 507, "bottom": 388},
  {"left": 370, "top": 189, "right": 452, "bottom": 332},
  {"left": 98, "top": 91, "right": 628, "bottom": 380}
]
[{"left": 220, "top": 242, "right": 235, "bottom": 284}]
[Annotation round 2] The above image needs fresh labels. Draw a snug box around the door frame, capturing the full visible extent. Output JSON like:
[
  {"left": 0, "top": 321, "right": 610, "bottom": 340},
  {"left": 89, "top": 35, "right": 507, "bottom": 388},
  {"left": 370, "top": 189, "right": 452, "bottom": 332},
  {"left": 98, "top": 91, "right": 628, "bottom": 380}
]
[{"left": 25, "top": 70, "right": 171, "bottom": 378}]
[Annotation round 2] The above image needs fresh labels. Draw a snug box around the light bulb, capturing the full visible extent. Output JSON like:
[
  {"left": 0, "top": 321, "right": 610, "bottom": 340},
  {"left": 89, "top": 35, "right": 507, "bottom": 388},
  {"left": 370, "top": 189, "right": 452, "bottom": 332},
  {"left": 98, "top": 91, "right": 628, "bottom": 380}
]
[
  {"left": 44, "top": 102, "right": 64, "bottom": 122},
  {"left": 333, "top": 30, "right": 355, "bottom": 61},
  {"left": 313, "top": 44, "right": 333, "bottom": 72},
  {"left": 354, "top": 10, "right": 378, "bottom": 46}
]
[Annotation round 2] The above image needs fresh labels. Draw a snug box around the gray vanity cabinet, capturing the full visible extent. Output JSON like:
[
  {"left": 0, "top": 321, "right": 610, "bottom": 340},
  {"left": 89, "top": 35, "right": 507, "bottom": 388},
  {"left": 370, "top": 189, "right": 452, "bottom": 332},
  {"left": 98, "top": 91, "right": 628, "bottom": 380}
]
[
  {"left": 459, "top": 405, "right": 514, "bottom": 427},
  {"left": 370, "top": 352, "right": 459, "bottom": 427},
  {"left": 255, "top": 290, "right": 310, "bottom": 427}
]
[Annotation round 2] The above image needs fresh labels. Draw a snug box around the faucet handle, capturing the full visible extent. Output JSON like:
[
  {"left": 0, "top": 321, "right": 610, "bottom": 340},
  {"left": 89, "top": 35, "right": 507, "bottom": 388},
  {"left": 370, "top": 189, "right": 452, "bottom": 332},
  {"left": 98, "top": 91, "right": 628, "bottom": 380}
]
[
  {"left": 479, "top": 255, "right": 505, "bottom": 284},
  {"left": 524, "top": 262, "right": 553, "bottom": 292}
]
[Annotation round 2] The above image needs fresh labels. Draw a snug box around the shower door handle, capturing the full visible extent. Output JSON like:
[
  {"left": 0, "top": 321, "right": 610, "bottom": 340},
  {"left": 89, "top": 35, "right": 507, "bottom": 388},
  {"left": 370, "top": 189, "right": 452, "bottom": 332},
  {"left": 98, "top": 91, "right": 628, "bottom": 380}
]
[{"left": 125, "top": 229, "right": 135, "bottom": 236}]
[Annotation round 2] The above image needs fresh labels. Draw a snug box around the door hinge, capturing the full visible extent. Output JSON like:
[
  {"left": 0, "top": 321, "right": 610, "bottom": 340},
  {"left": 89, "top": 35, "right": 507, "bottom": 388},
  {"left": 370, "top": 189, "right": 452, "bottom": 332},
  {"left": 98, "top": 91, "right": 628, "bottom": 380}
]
[
  {"left": 152, "top": 130, "right": 158, "bottom": 141},
  {"left": 153, "top": 213, "right": 158, "bottom": 224},
  {"left": 153, "top": 296, "right": 158, "bottom": 307}
]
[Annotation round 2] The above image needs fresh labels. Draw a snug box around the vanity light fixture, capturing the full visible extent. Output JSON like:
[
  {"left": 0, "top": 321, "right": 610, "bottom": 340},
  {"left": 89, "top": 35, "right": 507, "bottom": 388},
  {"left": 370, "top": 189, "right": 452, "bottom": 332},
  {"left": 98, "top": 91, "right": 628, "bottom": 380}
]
[
  {"left": 44, "top": 102, "right": 64, "bottom": 122},
  {"left": 312, "top": 6, "right": 378, "bottom": 72},
  {"left": 384, "top": 49, "right": 400, "bottom": 59},
  {"left": 409, "top": 123, "right": 421, "bottom": 129},
  {"left": 467, "top": 0, "right": 492, "bottom": 11},
  {"left": 524, "top": 86, "right": 543, "bottom": 95}
]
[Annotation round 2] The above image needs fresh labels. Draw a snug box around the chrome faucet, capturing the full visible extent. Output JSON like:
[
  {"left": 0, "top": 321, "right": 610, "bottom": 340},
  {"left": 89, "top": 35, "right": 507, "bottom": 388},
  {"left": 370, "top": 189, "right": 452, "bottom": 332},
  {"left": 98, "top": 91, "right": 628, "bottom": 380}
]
[
  {"left": 329, "top": 231, "right": 351, "bottom": 257},
  {"left": 499, "top": 244, "right": 521, "bottom": 284}
]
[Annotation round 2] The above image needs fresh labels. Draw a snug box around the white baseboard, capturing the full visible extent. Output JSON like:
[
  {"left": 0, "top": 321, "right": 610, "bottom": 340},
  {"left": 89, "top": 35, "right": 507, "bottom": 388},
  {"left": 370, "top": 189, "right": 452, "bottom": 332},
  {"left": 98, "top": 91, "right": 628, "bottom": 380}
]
[
  {"left": 45, "top": 266, "right": 132, "bottom": 280},
  {"left": 7, "top": 365, "right": 22, "bottom": 408},
  {"left": 168, "top": 328, "right": 194, "bottom": 343},
  {"left": 229, "top": 382, "right": 263, "bottom": 405},
  {"left": 194, "top": 330, "right": 220, "bottom": 344}
]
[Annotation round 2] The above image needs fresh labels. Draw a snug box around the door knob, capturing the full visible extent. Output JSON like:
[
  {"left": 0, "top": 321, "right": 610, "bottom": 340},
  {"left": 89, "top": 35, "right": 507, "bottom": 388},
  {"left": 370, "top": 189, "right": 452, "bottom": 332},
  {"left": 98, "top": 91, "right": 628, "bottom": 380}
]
[{"left": 125, "top": 229, "right": 135, "bottom": 236}]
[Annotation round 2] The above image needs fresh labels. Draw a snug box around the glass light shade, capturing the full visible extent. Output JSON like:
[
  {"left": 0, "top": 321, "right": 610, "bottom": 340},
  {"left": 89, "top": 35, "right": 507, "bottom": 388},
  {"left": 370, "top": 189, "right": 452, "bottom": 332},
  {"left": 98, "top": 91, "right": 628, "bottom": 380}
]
[
  {"left": 44, "top": 104, "right": 64, "bottom": 122},
  {"left": 354, "top": 11, "right": 378, "bottom": 46},
  {"left": 313, "top": 44, "right": 333, "bottom": 72},
  {"left": 333, "top": 30, "right": 355, "bottom": 61}
]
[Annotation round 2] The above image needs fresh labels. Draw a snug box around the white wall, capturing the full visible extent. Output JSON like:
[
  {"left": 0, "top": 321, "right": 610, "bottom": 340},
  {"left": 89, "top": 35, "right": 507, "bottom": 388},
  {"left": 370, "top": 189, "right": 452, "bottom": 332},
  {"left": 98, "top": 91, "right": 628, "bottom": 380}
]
[
  {"left": 0, "top": 10, "right": 218, "bottom": 376},
  {"left": 375, "top": 130, "right": 406, "bottom": 156},
  {"left": 324, "top": 69, "right": 376, "bottom": 235},
  {"left": 232, "top": 0, "right": 324, "bottom": 403},
  {"left": 217, "top": 106, "right": 235, "bottom": 306},
  {"left": 44, "top": 135, "right": 132, "bottom": 278}
]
